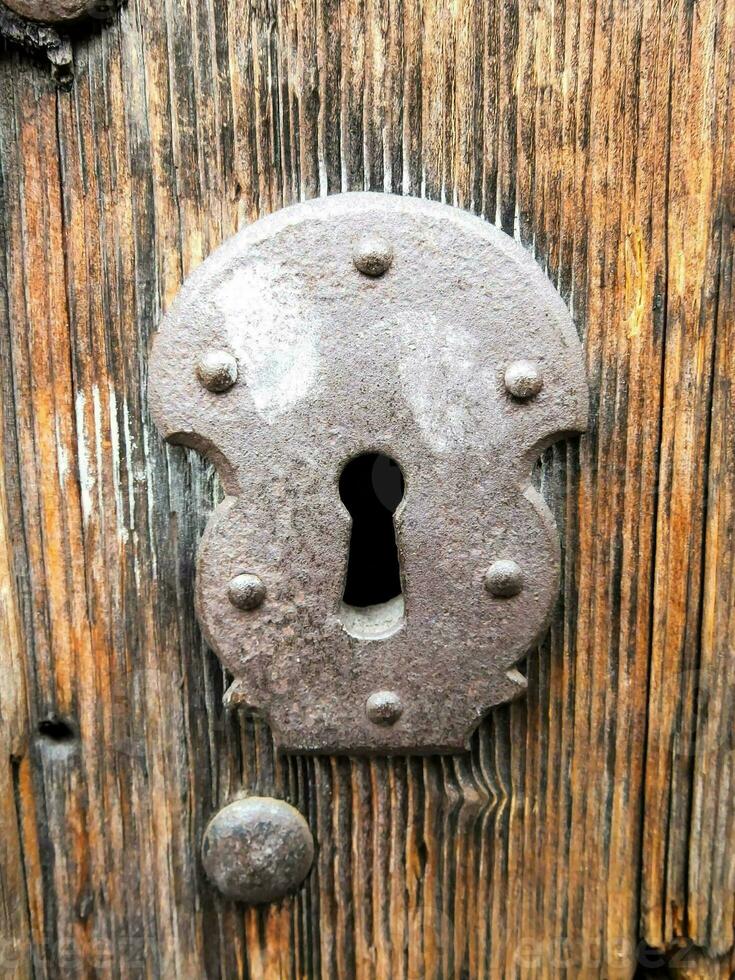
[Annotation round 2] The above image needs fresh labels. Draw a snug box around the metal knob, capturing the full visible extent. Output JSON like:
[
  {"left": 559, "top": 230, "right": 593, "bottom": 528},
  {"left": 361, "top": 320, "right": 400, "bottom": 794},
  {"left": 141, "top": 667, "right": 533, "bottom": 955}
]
[{"left": 202, "top": 797, "right": 314, "bottom": 905}]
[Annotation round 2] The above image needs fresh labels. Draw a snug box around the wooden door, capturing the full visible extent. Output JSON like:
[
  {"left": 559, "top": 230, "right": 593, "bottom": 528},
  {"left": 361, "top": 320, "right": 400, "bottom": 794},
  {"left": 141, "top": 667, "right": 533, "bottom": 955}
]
[{"left": 1, "top": 1, "right": 733, "bottom": 976}]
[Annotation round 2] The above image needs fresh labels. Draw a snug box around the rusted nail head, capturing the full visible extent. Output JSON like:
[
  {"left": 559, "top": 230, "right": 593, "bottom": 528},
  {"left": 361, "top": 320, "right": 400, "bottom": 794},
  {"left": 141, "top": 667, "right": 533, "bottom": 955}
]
[
  {"left": 352, "top": 235, "right": 393, "bottom": 277},
  {"left": 202, "top": 797, "right": 314, "bottom": 904},
  {"left": 484, "top": 560, "right": 524, "bottom": 598},
  {"left": 366, "top": 690, "right": 403, "bottom": 726},
  {"left": 196, "top": 349, "right": 238, "bottom": 393},
  {"left": 227, "top": 573, "right": 266, "bottom": 610},
  {"left": 504, "top": 360, "right": 543, "bottom": 400}
]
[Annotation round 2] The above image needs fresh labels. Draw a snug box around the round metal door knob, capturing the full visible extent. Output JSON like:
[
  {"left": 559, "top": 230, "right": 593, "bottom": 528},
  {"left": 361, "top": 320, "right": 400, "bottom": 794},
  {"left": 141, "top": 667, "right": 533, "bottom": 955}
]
[{"left": 202, "top": 797, "right": 314, "bottom": 905}]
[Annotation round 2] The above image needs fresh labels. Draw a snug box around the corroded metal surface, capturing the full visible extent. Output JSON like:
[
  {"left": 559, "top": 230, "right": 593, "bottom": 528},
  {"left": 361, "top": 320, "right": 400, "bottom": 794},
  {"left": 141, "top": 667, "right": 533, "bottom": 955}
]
[
  {"left": 3, "top": 0, "right": 119, "bottom": 22},
  {"left": 0, "top": 0, "right": 123, "bottom": 85},
  {"left": 149, "top": 192, "right": 588, "bottom": 754},
  {"left": 202, "top": 798, "right": 314, "bottom": 904}
]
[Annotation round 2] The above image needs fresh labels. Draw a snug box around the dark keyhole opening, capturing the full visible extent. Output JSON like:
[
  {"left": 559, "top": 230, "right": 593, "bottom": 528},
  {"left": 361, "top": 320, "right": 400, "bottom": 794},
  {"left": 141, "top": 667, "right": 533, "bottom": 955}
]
[{"left": 339, "top": 453, "right": 404, "bottom": 608}]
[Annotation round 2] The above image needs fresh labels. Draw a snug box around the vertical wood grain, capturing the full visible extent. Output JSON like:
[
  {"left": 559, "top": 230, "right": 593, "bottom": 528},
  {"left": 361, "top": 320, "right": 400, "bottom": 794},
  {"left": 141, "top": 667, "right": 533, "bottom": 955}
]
[{"left": 0, "top": 0, "right": 733, "bottom": 976}]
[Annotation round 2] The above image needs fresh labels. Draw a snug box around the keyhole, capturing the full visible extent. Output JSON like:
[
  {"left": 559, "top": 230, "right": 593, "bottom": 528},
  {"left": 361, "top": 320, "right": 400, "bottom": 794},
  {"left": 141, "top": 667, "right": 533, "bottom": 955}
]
[{"left": 338, "top": 452, "right": 405, "bottom": 639}]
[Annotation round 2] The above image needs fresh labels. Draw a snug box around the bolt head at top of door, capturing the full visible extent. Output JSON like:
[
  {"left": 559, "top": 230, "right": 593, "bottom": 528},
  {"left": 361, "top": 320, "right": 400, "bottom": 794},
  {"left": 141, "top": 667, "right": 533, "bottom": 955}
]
[{"left": 149, "top": 192, "right": 588, "bottom": 755}]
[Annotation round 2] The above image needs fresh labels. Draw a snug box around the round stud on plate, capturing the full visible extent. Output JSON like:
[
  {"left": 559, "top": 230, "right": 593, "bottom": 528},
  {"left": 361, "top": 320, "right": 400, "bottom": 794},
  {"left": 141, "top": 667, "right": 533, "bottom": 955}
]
[
  {"left": 202, "top": 797, "right": 314, "bottom": 905},
  {"left": 484, "top": 560, "right": 524, "bottom": 598},
  {"left": 352, "top": 235, "right": 393, "bottom": 277},
  {"left": 196, "top": 349, "right": 238, "bottom": 393},
  {"left": 504, "top": 360, "right": 543, "bottom": 400},
  {"left": 366, "top": 690, "right": 403, "bottom": 726},
  {"left": 227, "top": 573, "right": 266, "bottom": 610}
]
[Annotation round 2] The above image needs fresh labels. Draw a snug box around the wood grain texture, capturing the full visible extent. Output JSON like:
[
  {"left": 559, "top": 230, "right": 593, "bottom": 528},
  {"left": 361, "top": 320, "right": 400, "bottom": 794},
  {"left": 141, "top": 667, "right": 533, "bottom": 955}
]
[{"left": 0, "top": 0, "right": 732, "bottom": 976}]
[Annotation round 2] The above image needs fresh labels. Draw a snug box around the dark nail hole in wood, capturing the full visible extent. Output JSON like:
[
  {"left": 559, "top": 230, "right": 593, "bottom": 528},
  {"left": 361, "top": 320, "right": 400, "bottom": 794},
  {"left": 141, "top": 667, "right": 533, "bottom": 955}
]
[{"left": 37, "top": 717, "right": 77, "bottom": 745}]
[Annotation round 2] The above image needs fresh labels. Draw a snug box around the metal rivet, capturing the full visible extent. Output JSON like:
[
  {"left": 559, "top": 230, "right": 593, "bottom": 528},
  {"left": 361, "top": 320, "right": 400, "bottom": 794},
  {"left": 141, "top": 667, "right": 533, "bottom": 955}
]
[
  {"left": 202, "top": 797, "right": 314, "bottom": 905},
  {"left": 227, "top": 573, "right": 266, "bottom": 610},
  {"left": 196, "top": 349, "right": 238, "bottom": 393},
  {"left": 366, "top": 690, "right": 403, "bottom": 726},
  {"left": 352, "top": 235, "right": 393, "bottom": 277},
  {"left": 504, "top": 360, "right": 543, "bottom": 400},
  {"left": 484, "top": 560, "right": 524, "bottom": 598}
]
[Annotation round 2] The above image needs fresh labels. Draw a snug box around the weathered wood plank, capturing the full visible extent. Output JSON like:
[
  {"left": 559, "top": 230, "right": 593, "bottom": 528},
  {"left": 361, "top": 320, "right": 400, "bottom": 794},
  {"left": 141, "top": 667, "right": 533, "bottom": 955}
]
[
  {"left": 0, "top": 0, "right": 733, "bottom": 976},
  {"left": 642, "top": 0, "right": 733, "bottom": 956}
]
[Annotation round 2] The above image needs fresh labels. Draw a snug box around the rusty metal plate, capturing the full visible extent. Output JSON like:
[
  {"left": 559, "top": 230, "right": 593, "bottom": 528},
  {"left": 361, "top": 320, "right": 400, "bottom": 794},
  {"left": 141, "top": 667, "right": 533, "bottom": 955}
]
[
  {"left": 3, "top": 0, "right": 119, "bottom": 23},
  {"left": 149, "top": 193, "right": 588, "bottom": 755}
]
